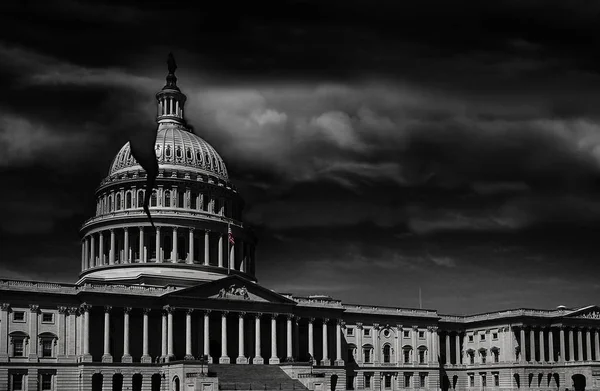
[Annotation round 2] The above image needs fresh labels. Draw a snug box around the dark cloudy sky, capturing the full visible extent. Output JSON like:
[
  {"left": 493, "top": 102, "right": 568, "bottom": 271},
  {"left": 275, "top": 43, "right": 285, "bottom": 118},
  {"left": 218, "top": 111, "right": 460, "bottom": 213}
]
[{"left": 2, "top": 0, "right": 600, "bottom": 314}]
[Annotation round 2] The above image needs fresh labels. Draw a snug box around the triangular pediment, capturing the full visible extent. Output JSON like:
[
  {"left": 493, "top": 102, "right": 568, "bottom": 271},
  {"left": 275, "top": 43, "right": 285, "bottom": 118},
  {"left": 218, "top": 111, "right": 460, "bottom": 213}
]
[
  {"left": 163, "top": 275, "right": 296, "bottom": 304},
  {"left": 565, "top": 305, "right": 600, "bottom": 320}
]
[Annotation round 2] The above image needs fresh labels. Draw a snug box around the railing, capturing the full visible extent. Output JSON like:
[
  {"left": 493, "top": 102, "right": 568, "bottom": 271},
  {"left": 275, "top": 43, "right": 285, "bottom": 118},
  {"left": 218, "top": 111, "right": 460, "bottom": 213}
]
[
  {"left": 440, "top": 308, "right": 567, "bottom": 323},
  {"left": 343, "top": 304, "right": 438, "bottom": 317},
  {"left": 217, "top": 382, "right": 306, "bottom": 390}
]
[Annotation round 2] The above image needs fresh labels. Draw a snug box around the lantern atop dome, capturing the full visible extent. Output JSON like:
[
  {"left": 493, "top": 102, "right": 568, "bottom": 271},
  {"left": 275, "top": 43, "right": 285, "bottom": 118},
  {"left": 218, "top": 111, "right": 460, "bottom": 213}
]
[{"left": 156, "top": 53, "right": 187, "bottom": 125}]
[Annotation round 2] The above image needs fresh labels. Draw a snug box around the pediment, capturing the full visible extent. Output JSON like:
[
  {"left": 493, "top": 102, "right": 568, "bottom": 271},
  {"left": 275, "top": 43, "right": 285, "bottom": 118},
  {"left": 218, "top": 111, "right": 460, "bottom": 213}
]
[
  {"left": 163, "top": 275, "right": 296, "bottom": 305},
  {"left": 565, "top": 305, "right": 600, "bottom": 320}
]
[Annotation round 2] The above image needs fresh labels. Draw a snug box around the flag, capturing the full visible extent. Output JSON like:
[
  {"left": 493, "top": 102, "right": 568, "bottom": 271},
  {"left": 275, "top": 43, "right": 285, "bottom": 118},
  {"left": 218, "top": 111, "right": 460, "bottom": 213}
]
[{"left": 228, "top": 225, "right": 235, "bottom": 245}]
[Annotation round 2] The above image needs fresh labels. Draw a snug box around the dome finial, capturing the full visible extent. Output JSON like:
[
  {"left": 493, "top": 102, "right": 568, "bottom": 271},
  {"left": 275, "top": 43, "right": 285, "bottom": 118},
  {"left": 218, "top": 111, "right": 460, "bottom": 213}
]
[{"left": 164, "top": 52, "right": 178, "bottom": 89}]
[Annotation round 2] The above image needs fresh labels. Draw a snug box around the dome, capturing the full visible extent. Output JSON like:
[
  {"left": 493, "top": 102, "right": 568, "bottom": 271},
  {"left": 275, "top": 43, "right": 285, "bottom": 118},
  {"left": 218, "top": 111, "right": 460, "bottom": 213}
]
[{"left": 108, "top": 124, "right": 229, "bottom": 180}]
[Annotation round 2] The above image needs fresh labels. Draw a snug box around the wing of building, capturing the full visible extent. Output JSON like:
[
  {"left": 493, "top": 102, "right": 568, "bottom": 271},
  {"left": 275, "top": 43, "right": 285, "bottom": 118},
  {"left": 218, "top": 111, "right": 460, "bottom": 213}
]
[{"left": 1, "top": 56, "right": 599, "bottom": 391}]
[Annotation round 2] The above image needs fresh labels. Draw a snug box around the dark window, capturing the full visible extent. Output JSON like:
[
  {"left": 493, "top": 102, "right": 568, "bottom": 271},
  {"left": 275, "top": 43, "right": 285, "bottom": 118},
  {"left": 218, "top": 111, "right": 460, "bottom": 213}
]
[
  {"left": 420, "top": 374, "right": 426, "bottom": 388},
  {"left": 404, "top": 330, "right": 410, "bottom": 338},
  {"left": 404, "top": 350, "right": 410, "bottom": 363},
  {"left": 468, "top": 335, "right": 474, "bottom": 342},
  {"left": 41, "top": 374, "right": 52, "bottom": 390},
  {"left": 115, "top": 193, "right": 121, "bottom": 210},
  {"left": 151, "top": 191, "right": 157, "bottom": 207},
  {"left": 492, "top": 333, "right": 498, "bottom": 340},
  {"left": 347, "top": 328, "right": 354, "bottom": 336},
  {"left": 364, "top": 375, "right": 371, "bottom": 389},
  {"left": 385, "top": 375, "right": 392, "bottom": 389},
  {"left": 469, "top": 374, "right": 475, "bottom": 387},
  {"left": 126, "top": 192, "right": 132, "bottom": 209},
  {"left": 494, "top": 374, "right": 499, "bottom": 387},
  {"left": 13, "top": 312, "right": 24, "bottom": 321},
  {"left": 42, "top": 340, "right": 52, "bottom": 357},
  {"left": 137, "top": 190, "right": 144, "bottom": 207},
  {"left": 383, "top": 345, "right": 391, "bottom": 363},
  {"left": 364, "top": 348, "right": 371, "bottom": 363},
  {"left": 482, "top": 374, "right": 487, "bottom": 388},
  {"left": 346, "top": 376, "right": 355, "bottom": 390},
  {"left": 418, "top": 331, "right": 425, "bottom": 338},
  {"left": 13, "top": 339, "right": 24, "bottom": 356},
  {"left": 191, "top": 193, "right": 197, "bottom": 209},
  {"left": 493, "top": 350, "right": 499, "bottom": 363},
  {"left": 42, "top": 313, "right": 53, "bottom": 323},
  {"left": 364, "top": 328, "right": 371, "bottom": 337},
  {"left": 348, "top": 348, "right": 355, "bottom": 363},
  {"left": 13, "top": 374, "right": 23, "bottom": 390},
  {"left": 178, "top": 192, "right": 185, "bottom": 208},
  {"left": 164, "top": 190, "right": 171, "bottom": 207},
  {"left": 404, "top": 374, "right": 411, "bottom": 388},
  {"left": 419, "top": 350, "right": 425, "bottom": 364},
  {"left": 470, "top": 353, "right": 475, "bottom": 364},
  {"left": 480, "top": 334, "right": 485, "bottom": 341}
]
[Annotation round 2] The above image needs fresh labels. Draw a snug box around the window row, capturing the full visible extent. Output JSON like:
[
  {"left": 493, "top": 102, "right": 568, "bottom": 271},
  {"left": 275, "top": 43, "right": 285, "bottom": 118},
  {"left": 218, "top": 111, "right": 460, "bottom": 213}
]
[
  {"left": 360, "top": 372, "right": 428, "bottom": 389},
  {"left": 347, "top": 328, "right": 427, "bottom": 339},
  {"left": 348, "top": 345, "right": 430, "bottom": 364},
  {"left": 9, "top": 332, "right": 57, "bottom": 358},
  {"left": 466, "top": 347, "right": 501, "bottom": 364},
  {"left": 11, "top": 372, "right": 55, "bottom": 391},
  {"left": 468, "top": 372, "right": 501, "bottom": 387},
  {"left": 468, "top": 331, "right": 499, "bottom": 342},
  {"left": 10, "top": 311, "right": 54, "bottom": 323}
]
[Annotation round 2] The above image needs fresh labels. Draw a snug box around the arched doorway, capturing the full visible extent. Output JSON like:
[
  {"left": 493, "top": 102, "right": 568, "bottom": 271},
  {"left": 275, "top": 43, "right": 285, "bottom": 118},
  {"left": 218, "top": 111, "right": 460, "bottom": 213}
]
[
  {"left": 132, "top": 374, "right": 143, "bottom": 391},
  {"left": 330, "top": 375, "right": 338, "bottom": 391},
  {"left": 113, "top": 373, "right": 123, "bottom": 391},
  {"left": 172, "top": 376, "right": 180, "bottom": 391},
  {"left": 92, "top": 373, "right": 103, "bottom": 391},
  {"left": 151, "top": 374, "right": 162, "bottom": 391},
  {"left": 572, "top": 374, "right": 586, "bottom": 391}
]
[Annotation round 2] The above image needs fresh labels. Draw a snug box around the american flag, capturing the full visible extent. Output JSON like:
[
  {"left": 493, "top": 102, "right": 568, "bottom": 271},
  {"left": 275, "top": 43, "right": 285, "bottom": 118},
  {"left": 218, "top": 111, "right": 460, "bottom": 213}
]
[{"left": 228, "top": 225, "right": 235, "bottom": 245}]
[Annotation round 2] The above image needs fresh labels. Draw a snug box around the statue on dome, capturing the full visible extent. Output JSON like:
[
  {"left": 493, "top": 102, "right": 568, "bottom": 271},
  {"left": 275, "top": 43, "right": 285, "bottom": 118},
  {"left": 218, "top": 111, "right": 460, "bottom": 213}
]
[{"left": 167, "top": 52, "right": 177, "bottom": 75}]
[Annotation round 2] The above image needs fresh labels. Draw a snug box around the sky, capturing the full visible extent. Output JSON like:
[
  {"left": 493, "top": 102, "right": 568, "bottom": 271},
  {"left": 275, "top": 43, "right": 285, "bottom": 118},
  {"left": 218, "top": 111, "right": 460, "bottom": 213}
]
[{"left": 2, "top": 0, "right": 600, "bottom": 314}]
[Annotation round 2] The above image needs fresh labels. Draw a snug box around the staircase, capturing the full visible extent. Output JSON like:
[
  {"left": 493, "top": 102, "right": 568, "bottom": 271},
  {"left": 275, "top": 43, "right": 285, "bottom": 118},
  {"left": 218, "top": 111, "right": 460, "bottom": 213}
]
[{"left": 208, "top": 364, "right": 308, "bottom": 390}]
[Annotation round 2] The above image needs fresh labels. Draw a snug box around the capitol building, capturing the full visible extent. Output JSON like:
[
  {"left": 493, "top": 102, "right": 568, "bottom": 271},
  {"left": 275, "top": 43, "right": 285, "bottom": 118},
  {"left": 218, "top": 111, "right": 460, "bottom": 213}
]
[{"left": 1, "top": 57, "right": 600, "bottom": 391}]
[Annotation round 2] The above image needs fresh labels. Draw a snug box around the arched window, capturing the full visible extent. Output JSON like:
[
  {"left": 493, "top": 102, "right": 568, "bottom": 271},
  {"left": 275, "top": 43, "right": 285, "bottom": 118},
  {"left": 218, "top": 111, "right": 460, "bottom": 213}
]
[
  {"left": 108, "top": 196, "right": 113, "bottom": 213},
  {"left": 9, "top": 331, "right": 29, "bottom": 357},
  {"left": 137, "top": 190, "right": 144, "bottom": 208},
  {"left": 151, "top": 191, "right": 157, "bottom": 207},
  {"left": 418, "top": 347, "right": 427, "bottom": 364},
  {"left": 132, "top": 374, "right": 143, "bottom": 391},
  {"left": 190, "top": 193, "right": 197, "bottom": 209},
  {"left": 362, "top": 344, "right": 373, "bottom": 363},
  {"left": 151, "top": 374, "right": 162, "bottom": 391},
  {"left": 176, "top": 146, "right": 183, "bottom": 159},
  {"left": 178, "top": 192, "right": 185, "bottom": 208},
  {"left": 164, "top": 190, "right": 171, "bottom": 207},
  {"left": 403, "top": 346, "right": 411, "bottom": 363},
  {"left": 172, "top": 376, "right": 180, "bottom": 391},
  {"left": 115, "top": 193, "right": 121, "bottom": 211},
  {"left": 491, "top": 347, "right": 500, "bottom": 363},
  {"left": 479, "top": 348, "right": 487, "bottom": 364},
  {"left": 113, "top": 373, "right": 124, "bottom": 391},
  {"left": 92, "top": 373, "right": 103, "bottom": 391},
  {"left": 126, "top": 192, "right": 132, "bottom": 209},
  {"left": 383, "top": 344, "right": 391, "bottom": 363}
]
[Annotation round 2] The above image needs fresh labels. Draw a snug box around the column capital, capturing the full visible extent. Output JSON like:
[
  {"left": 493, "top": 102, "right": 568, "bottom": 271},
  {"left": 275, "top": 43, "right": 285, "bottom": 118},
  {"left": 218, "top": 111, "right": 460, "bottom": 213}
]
[
  {"left": 109, "top": 228, "right": 114, "bottom": 233},
  {"left": 29, "top": 304, "right": 39, "bottom": 313},
  {"left": 1, "top": 303, "right": 10, "bottom": 311},
  {"left": 372, "top": 323, "right": 379, "bottom": 330},
  {"left": 104, "top": 306, "right": 112, "bottom": 313},
  {"left": 67, "top": 306, "right": 79, "bottom": 315},
  {"left": 189, "top": 227, "right": 195, "bottom": 233},
  {"left": 412, "top": 325, "right": 419, "bottom": 330},
  {"left": 172, "top": 227, "right": 178, "bottom": 232},
  {"left": 396, "top": 324, "right": 403, "bottom": 330},
  {"left": 124, "top": 307, "right": 132, "bottom": 314},
  {"left": 254, "top": 312, "right": 263, "bottom": 319},
  {"left": 308, "top": 317, "right": 315, "bottom": 324},
  {"left": 222, "top": 310, "right": 229, "bottom": 317},
  {"left": 238, "top": 312, "right": 246, "bottom": 318},
  {"left": 143, "top": 308, "right": 152, "bottom": 314},
  {"left": 139, "top": 226, "right": 144, "bottom": 232},
  {"left": 204, "top": 309, "right": 212, "bottom": 315},
  {"left": 205, "top": 229, "right": 211, "bottom": 233},
  {"left": 429, "top": 326, "right": 439, "bottom": 332},
  {"left": 80, "top": 303, "right": 92, "bottom": 312},
  {"left": 271, "top": 313, "right": 279, "bottom": 320},
  {"left": 356, "top": 322, "right": 363, "bottom": 329},
  {"left": 123, "top": 227, "right": 128, "bottom": 232},
  {"left": 337, "top": 319, "right": 344, "bottom": 326},
  {"left": 186, "top": 308, "right": 195, "bottom": 315},
  {"left": 286, "top": 314, "right": 294, "bottom": 321},
  {"left": 162, "top": 305, "right": 174, "bottom": 313},
  {"left": 58, "top": 306, "right": 68, "bottom": 314},
  {"left": 323, "top": 318, "right": 330, "bottom": 324}
]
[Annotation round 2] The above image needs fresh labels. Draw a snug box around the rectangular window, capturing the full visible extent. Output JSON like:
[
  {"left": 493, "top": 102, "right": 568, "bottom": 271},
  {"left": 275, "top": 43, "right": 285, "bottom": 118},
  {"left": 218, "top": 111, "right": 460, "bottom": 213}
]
[
  {"left": 419, "top": 350, "right": 425, "bottom": 364},
  {"left": 404, "top": 374, "right": 411, "bottom": 388},
  {"left": 418, "top": 331, "right": 425, "bottom": 339},
  {"left": 481, "top": 374, "right": 486, "bottom": 388},
  {"left": 13, "top": 311, "right": 25, "bottom": 322},
  {"left": 419, "top": 374, "right": 426, "bottom": 388},
  {"left": 481, "top": 354, "right": 486, "bottom": 364},
  {"left": 492, "top": 332, "right": 498, "bottom": 340},
  {"left": 385, "top": 375, "right": 392, "bottom": 389},
  {"left": 347, "top": 328, "right": 354, "bottom": 336},
  {"left": 13, "top": 339, "right": 24, "bottom": 357},
  {"left": 469, "top": 374, "right": 475, "bottom": 387},
  {"left": 470, "top": 354, "right": 474, "bottom": 365},
  {"left": 41, "top": 374, "right": 52, "bottom": 390},
  {"left": 365, "top": 374, "right": 372, "bottom": 389},
  {"left": 12, "top": 374, "right": 24, "bottom": 390},
  {"left": 480, "top": 334, "right": 485, "bottom": 341},
  {"left": 468, "top": 335, "right": 474, "bottom": 342},
  {"left": 404, "top": 350, "right": 410, "bottom": 363},
  {"left": 42, "top": 313, "right": 54, "bottom": 323},
  {"left": 364, "top": 349, "right": 371, "bottom": 363},
  {"left": 42, "top": 340, "right": 52, "bottom": 357},
  {"left": 493, "top": 351, "right": 499, "bottom": 363},
  {"left": 494, "top": 373, "right": 499, "bottom": 387},
  {"left": 404, "top": 330, "right": 410, "bottom": 338},
  {"left": 364, "top": 328, "right": 371, "bottom": 337}
]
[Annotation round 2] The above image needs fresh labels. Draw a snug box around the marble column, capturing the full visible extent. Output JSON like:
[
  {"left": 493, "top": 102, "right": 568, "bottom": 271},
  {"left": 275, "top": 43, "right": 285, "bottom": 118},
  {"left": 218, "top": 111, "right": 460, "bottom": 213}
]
[
  {"left": 560, "top": 327, "right": 566, "bottom": 362},
  {"left": 308, "top": 318, "right": 315, "bottom": 361},
  {"left": 28, "top": 305, "right": 39, "bottom": 360},
  {"left": 520, "top": 328, "right": 526, "bottom": 363},
  {"left": 123, "top": 228, "right": 129, "bottom": 263},
  {"left": 188, "top": 228, "right": 195, "bottom": 264},
  {"left": 446, "top": 332, "right": 451, "bottom": 364},
  {"left": 161, "top": 310, "right": 168, "bottom": 359},
  {"left": 204, "top": 230, "right": 210, "bottom": 266},
  {"left": 218, "top": 234, "right": 224, "bottom": 267},
  {"left": 269, "top": 314, "right": 279, "bottom": 364},
  {"left": 548, "top": 328, "right": 554, "bottom": 362},
  {"left": 335, "top": 320, "right": 344, "bottom": 366},
  {"left": 99, "top": 231, "right": 104, "bottom": 265},
  {"left": 167, "top": 306, "right": 174, "bottom": 360},
  {"left": 156, "top": 227, "right": 161, "bottom": 262},
  {"left": 102, "top": 306, "right": 113, "bottom": 362},
  {"left": 81, "top": 304, "right": 92, "bottom": 361},
  {"left": 185, "top": 309, "right": 194, "bottom": 360},
  {"left": 455, "top": 332, "right": 461, "bottom": 364},
  {"left": 539, "top": 328, "right": 545, "bottom": 362},
  {"left": 142, "top": 308, "right": 151, "bottom": 363},
  {"left": 81, "top": 241, "right": 85, "bottom": 271},
  {"left": 286, "top": 315, "right": 293, "bottom": 362},
  {"left": 220, "top": 311, "right": 230, "bottom": 363},
  {"left": 586, "top": 329, "right": 592, "bottom": 361},
  {"left": 90, "top": 234, "right": 95, "bottom": 267},
  {"left": 122, "top": 307, "right": 132, "bottom": 363},
  {"left": 356, "top": 323, "right": 363, "bottom": 363},
  {"left": 84, "top": 237, "right": 89, "bottom": 268},
  {"left": 172, "top": 227, "right": 178, "bottom": 262},
  {"left": 253, "top": 313, "right": 263, "bottom": 364},
  {"left": 578, "top": 328, "right": 584, "bottom": 362},
  {"left": 67, "top": 307, "right": 77, "bottom": 357},
  {"left": 204, "top": 310, "right": 212, "bottom": 363},
  {"left": 237, "top": 312, "right": 248, "bottom": 364},
  {"left": 569, "top": 328, "right": 575, "bottom": 362},
  {"left": 294, "top": 316, "right": 300, "bottom": 360},
  {"left": 139, "top": 227, "right": 145, "bottom": 263},
  {"left": 431, "top": 327, "right": 439, "bottom": 363},
  {"left": 413, "top": 326, "right": 419, "bottom": 364},
  {"left": 109, "top": 229, "right": 115, "bottom": 265},
  {"left": 57, "top": 307, "right": 67, "bottom": 358},
  {"left": 529, "top": 328, "right": 535, "bottom": 362},
  {"left": 321, "top": 318, "right": 330, "bottom": 366},
  {"left": 595, "top": 329, "right": 600, "bottom": 362}
]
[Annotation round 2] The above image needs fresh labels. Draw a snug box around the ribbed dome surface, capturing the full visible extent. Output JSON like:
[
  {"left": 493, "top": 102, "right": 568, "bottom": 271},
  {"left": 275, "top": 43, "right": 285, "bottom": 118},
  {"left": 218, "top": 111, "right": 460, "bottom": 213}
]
[{"left": 109, "top": 124, "right": 229, "bottom": 180}]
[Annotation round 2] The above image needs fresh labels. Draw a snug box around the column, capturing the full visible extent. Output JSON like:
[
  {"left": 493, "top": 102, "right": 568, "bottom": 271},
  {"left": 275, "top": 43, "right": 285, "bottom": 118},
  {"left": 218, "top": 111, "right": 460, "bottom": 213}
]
[
  {"left": 167, "top": 306, "right": 174, "bottom": 359},
  {"left": 335, "top": 319, "right": 344, "bottom": 366},
  {"left": 67, "top": 307, "right": 77, "bottom": 357},
  {"left": 285, "top": 315, "right": 293, "bottom": 362},
  {"left": 81, "top": 304, "right": 92, "bottom": 361},
  {"left": 321, "top": 318, "right": 330, "bottom": 366},
  {"left": 548, "top": 328, "right": 554, "bottom": 362},
  {"left": 294, "top": 316, "right": 300, "bottom": 360},
  {"left": 102, "top": 306, "right": 112, "bottom": 362},
  {"left": 230, "top": 242, "right": 235, "bottom": 270},
  {"left": 123, "top": 228, "right": 129, "bottom": 263},
  {"left": 413, "top": 326, "right": 419, "bottom": 364},
  {"left": 142, "top": 308, "right": 151, "bottom": 363},
  {"left": 81, "top": 241, "right": 85, "bottom": 270},
  {"left": 237, "top": 312, "right": 248, "bottom": 364},
  {"left": 84, "top": 236, "right": 89, "bottom": 268},
  {"left": 155, "top": 226, "right": 161, "bottom": 262},
  {"left": 139, "top": 227, "right": 145, "bottom": 263},
  {"left": 269, "top": 314, "right": 279, "bottom": 364},
  {"left": 57, "top": 307, "right": 67, "bottom": 358},
  {"left": 539, "top": 328, "right": 545, "bottom": 362},
  {"left": 308, "top": 318, "right": 315, "bottom": 361},
  {"left": 356, "top": 323, "right": 363, "bottom": 363},
  {"left": 529, "top": 328, "right": 536, "bottom": 362},
  {"left": 28, "top": 305, "right": 39, "bottom": 360},
  {"left": 220, "top": 311, "right": 230, "bottom": 363},
  {"left": 586, "top": 328, "right": 592, "bottom": 361},
  {"left": 122, "top": 307, "right": 132, "bottom": 362},
  {"left": 455, "top": 332, "right": 461, "bottom": 364},
  {"left": 253, "top": 313, "right": 263, "bottom": 364},
  {"left": 569, "top": 328, "right": 575, "bottom": 361},
  {"left": 218, "top": 234, "right": 224, "bottom": 267},
  {"left": 560, "top": 326, "right": 566, "bottom": 362},
  {"left": 373, "top": 324, "right": 380, "bottom": 364},
  {"left": 161, "top": 309, "right": 167, "bottom": 359},
  {"left": 520, "top": 327, "right": 526, "bottom": 363},
  {"left": 446, "top": 332, "right": 451, "bottom": 364},
  {"left": 577, "top": 328, "right": 584, "bottom": 361},
  {"left": 172, "top": 227, "right": 178, "bottom": 262},
  {"left": 99, "top": 231, "right": 104, "bottom": 265},
  {"left": 431, "top": 326, "right": 439, "bottom": 363},
  {"left": 185, "top": 309, "right": 194, "bottom": 360},
  {"left": 204, "top": 310, "right": 213, "bottom": 363},
  {"left": 204, "top": 230, "right": 210, "bottom": 266},
  {"left": 90, "top": 234, "right": 95, "bottom": 267},
  {"left": 188, "top": 228, "right": 195, "bottom": 264},
  {"left": 109, "top": 229, "right": 115, "bottom": 264},
  {"left": 595, "top": 329, "right": 600, "bottom": 362}
]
